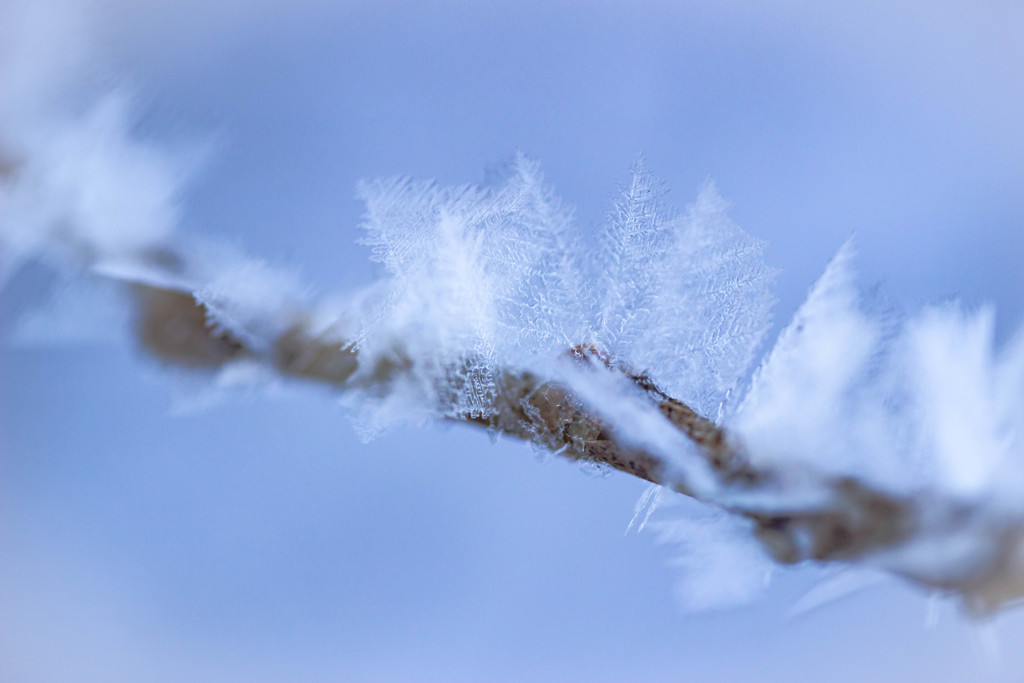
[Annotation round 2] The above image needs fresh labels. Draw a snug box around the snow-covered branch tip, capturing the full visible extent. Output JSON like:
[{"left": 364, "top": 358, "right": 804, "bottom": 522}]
[
  {"left": 4, "top": 109, "right": 1024, "bottom": 615},
  {"left": 121, "top": 239, "right": 1024, "bottom": 617}
]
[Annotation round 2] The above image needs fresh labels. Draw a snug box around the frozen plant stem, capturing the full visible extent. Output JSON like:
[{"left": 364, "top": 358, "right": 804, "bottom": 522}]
[
  {"left": 132, "top": 278, "right": 1024, "bottom": 616},
  {"left": 4, "top": 117, "right": 1023, "bottom": 615},
  {"left": 4, "top": 1, "right": 1023, "bottom": 624}
]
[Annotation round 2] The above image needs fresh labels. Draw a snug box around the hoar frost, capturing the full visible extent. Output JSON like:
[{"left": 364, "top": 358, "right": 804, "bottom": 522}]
[
  {"left": 356, "top": 155, "right": 775, "bottom": 433},
  {"left": 5, "top": 17, "right": 1024, "bottom": 612}
]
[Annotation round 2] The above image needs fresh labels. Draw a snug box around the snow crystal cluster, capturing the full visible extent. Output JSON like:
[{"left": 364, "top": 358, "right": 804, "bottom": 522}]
[
  {"left": 0, "top": 0, "right": 186, "bottom": 282},
  {"left": 337, "top": 162, "right": 1024, "bottom": 610},
  {"left": 356, "top": 154, "right": 775, "bottom": 430},
  {"left": 736, "top": 241, "right": 1024, "bottom": 505}
]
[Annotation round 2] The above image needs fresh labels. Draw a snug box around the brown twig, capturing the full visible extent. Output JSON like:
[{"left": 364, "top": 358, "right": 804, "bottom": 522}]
[{"left": 128, "top": 279, "right": 1024, "bottom": 615}]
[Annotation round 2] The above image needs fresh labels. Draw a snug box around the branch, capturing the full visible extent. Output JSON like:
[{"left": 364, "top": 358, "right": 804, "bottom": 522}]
[{"left": 130, "top": 274, "right": 1024, "bottom": 616}]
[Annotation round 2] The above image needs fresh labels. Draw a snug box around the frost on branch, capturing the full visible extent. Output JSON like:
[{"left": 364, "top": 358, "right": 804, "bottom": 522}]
[
  {"left": 734, "top": 240, "right": 906, "bottom": 487},
  {"left": 5, "top": 19, "right": 1024, "bottom": 615},
  {"left": 0, "top": 91, "right": 185, "bottom": 282},
  {"left": 594, "top": 160, "right": 775, "bottom": 419},
  {"left": 736, "top": 239, "right": 1024, "bottom": 507},
  {"left": 354, "top": 156, "right": 775, "bottom": 436},
  {"left": 728, "top": 243, "right": 1024, "bottom": 613},
  {"left": 355, "top": 155, "right": 582, "bottom": 421}
]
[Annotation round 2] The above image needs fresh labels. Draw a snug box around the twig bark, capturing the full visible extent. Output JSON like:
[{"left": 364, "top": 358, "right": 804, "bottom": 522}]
[
  {"left": 4, "top": 140, "right": 1019, "bottom": 614},
  {"left": 129, "top": 280, "right": 1024, "bottom": 616}
]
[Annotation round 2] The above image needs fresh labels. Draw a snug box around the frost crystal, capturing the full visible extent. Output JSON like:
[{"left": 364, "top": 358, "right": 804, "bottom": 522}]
[
  {"left": 734, "top": 240, "right": 890, "bottom": 480},
  {"left": 0, "top": 92, "right": 185, "bottom": 281},
  {"left": 355, "top": 155, "right": 775, "bottom": 428},
  {"left": 356, "top": 154, "right": 583, "bottom": 418},
  {"left": 647, "top": 494, "right": 775, "bottom": 611},
  {"left": 594, "top": 159, "right": 675, "bottom": 353},
  {"left": 192, "top": 254, "right": 307, "bottom": 354},
  {"left": 736, "top": 239, "right": 1024, "bottom": 504},
  {"left": 590, "top": 161, "right": 775, "bottom": 418}
]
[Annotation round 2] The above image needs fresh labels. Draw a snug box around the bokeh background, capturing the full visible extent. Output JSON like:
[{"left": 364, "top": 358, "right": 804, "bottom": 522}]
[{"left": 3, "top": 1, "right": 1024, "bottom": 680}]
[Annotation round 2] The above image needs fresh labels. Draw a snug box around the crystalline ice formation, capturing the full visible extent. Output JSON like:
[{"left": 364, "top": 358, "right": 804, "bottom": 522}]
[
  {"left": 735, "top": 239, "right": 1024, "bottom": 503},
  {"left": 645, "top": 492, "right": 776, "bottom": 611},
  {"left": 0, "top": 92, "right": 186, "bottom": 281},
  {"left": 355, "top": 155, "right": 776, "bottom": 430},
  {"left": 357, "top": 155, "right": 582, "bottom": 418},
  {"left": 593, "top": 160, "right": 776, "bottom": 418}
]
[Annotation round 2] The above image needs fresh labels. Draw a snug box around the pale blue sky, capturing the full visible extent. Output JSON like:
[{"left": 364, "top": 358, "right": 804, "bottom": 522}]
[{"left": 3, "top": 1, "right": 1024, "bottom": 681}]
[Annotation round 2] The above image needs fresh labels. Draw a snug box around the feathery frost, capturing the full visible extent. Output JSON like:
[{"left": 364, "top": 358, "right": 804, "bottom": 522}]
[
  {"left": 356, "top": 154, "right": 584, "bottom": 419},
  {"left": 355, "top": 156, "right": 775, "bottom": 431},
  {"left": 5, "top": 8, "right": 1024, "bottom": 613},
  {"left": 592, "top": 162, "right": 776, "bottom": 418},
  {"left": 735, "top": 240, "right": 1024, "bottom": 504}
]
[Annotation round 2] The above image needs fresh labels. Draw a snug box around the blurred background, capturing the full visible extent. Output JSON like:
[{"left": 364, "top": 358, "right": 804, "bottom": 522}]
[{"left": 2, "top": 1, "right": 1024, "bottom": 680}]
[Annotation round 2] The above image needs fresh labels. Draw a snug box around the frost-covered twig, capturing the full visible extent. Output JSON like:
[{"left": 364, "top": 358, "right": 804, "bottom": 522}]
[
  {"left": 4, "top": 31, "right": 1024, "bottom": 615},
  {"left": 123, "top": 269, "right": 1024, "bottom": 616}
]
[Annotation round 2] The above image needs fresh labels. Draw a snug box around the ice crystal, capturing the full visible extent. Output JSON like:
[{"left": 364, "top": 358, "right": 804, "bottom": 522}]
[
  {"left": 359, "top": 155, "right": 574, "bottom": 418},
  {"left": 0, "top": 92, "right": 185, "bottom": 281},
  {"left": 647, "top": 494, "right": 776, "bottom": 611},
  {"left": 356, "top": 155, "right": 775, "bottom": 427},
  {"left": 591, "top": 164, "right": 775, "bottom": 417},
  {"left": 594, "top": 159, "right": 675, "bottom": 355},
  {"left": 736, "top": 239, "right": 1024, "bottom": 504}
]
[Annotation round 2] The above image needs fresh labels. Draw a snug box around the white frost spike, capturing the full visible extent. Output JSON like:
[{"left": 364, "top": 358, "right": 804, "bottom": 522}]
[
  {"left": 905, "top": 305, "right": 1019, "bottom": 500},
  {"left": 788, "top": 568, "right": 888, "bottom": 618},
  {"left": 627, "top": 484, "right": 664, "bottom": 534},
  {"left": 657, "top": 182, "right": 776, "bottom": 417},
  {"left": 649, "top": 495, "right": 775, "bottom": 611},
  {"left": 736, "top": 238, "right": 1024, "bottom": 505},
  {"left": 0, "top": 92, "right": 184, "bottom": 277},
  {"left": 593, "top": 163, "right": 774, "bottom": 418},
  {"left": 193, "top": 258, "right": 307, "bottom": 354},
  {"left": 596, "top": 158, "right": 672, "bottom": 353},
  {"left": 358, "top": 176, "right": 501, "bottom": 416},
  {"left": 356, "top": 156, "right": 582, "bottom": 419},
  {"left": 734, "top": 239, "right": 887, "bottom": 480},
  {"left": 489, "top": 153, "right": 584, "bottom": 352}
]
